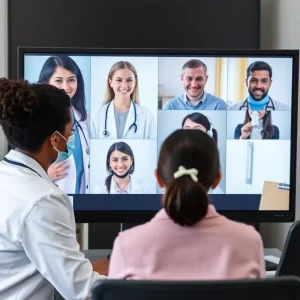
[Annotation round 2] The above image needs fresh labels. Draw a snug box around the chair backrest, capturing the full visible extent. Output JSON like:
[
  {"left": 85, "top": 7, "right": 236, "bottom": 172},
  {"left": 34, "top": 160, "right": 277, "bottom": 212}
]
[
  {"left": 276, "top": 220, "right": 300, "bottom": 277},
  {"left": 91, "top": 276, "right": 300, "bottom": 300}
]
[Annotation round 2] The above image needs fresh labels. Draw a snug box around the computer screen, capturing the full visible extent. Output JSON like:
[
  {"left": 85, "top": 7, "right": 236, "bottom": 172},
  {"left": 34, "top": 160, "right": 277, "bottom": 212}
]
[{"left": 18, "top": 48, "right": 298, "bottom": 223}]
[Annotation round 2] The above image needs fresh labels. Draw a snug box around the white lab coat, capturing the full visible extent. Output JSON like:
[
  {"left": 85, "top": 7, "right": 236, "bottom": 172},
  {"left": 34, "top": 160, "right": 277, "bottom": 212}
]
[
  {"left": 54, "top": 108, "right": 90, "bottom": 194},
  {"left": 92, "top": 175, "right": 153, "bottom": 194},
  {"left": 91, "top": 101, "right": 157, "bottom": 139},
  {"left": 0, "top": 150, "right": 105, "bottom": 300}
]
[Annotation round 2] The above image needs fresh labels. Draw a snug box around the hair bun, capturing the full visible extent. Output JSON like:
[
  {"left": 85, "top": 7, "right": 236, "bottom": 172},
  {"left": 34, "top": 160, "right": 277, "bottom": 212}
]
[{"left": 0, "top": 78, "right": 40, "bottom": 126}]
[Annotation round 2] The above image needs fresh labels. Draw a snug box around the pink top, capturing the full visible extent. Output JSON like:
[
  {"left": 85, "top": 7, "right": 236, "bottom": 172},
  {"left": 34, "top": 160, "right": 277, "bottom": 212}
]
[{"left": 108, "top": 205, "right": 266, "bottom": 280}]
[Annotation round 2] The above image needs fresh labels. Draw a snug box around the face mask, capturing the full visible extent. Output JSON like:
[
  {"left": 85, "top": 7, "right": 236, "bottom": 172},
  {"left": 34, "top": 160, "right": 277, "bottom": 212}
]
[
  {"left": 53, "top": 131, "right": 75, "bottom": 163},
  {"left": 248, "top": 93, "right": 269, "bottom": 111},
  {"left": 109, "top": 165, "right": 133, "bottom": 178}
]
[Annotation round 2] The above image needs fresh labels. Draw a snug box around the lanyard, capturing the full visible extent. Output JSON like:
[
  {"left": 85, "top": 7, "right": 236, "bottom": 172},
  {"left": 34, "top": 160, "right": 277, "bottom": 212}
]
[{"left": 3, "top": 157, "right": 42, "bottom": 178}]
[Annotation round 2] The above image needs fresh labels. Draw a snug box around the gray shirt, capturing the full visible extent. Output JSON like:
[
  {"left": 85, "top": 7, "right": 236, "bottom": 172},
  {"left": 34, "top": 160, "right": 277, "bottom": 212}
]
[{"left": 114, "top": 110, "right": 129, "bottom": 138}]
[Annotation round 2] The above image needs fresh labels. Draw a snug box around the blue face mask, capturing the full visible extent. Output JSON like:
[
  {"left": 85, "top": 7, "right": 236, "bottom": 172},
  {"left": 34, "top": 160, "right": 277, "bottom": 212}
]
[
  {"left": 248, "top": 93, "right": 270, "bottom": 111},
  {"left": 53, "top": 132, "right": 75, "bottom": 163}
]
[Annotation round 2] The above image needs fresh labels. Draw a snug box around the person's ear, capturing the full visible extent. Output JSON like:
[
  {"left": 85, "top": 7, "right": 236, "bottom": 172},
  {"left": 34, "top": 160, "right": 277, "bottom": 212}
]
[
  {"left": 211, "top": 170, "right": 222, "bottom": 190},
  {"left": 180, "top": 74, "right": 184, "bottom": 82},
  {"left": 154, "top": 169, "right": 164, "bottom": 188},
  {"left": 50, "top": 132, "right": 65, "bottom": 150},
  {"left": 50, "top": 132, "right": 59, "bottom": 149},
  {"left": 108, "top": 78, "right": 112, "bottom": 87}
]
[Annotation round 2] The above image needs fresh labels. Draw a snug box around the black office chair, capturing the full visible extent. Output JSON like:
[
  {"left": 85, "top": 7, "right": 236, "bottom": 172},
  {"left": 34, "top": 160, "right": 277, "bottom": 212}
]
[
  {"left": 91, "top": 277, "right": 300, "bottom": 300},
  {"left": 276, "top": 220, "right": 300, "bottom": 277}
]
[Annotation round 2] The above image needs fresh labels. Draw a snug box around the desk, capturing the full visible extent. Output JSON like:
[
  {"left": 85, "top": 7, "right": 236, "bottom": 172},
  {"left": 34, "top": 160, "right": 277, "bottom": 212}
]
[{"left": 55, "top": 248, "right": 281, "bottom": 299}]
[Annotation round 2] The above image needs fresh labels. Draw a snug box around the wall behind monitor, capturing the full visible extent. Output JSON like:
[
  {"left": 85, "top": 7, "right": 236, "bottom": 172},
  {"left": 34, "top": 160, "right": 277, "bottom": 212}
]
[{"left": 8, "top": 0, "right": 261, "bottom": 249}]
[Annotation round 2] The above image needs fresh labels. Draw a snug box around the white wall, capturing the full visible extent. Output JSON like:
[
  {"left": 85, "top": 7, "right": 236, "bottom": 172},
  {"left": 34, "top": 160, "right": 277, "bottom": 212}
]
[
  {"left": 260, "top": 0, "right": 300, "bottom": 249},
  {"left": 0, "top": 0, "right": 8, "bottom": 159}
]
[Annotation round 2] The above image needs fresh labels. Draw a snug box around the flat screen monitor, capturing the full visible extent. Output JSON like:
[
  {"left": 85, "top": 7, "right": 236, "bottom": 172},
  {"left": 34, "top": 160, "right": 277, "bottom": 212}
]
[{"left": 18, "top": 47, "right": 299, "bottom": 223}]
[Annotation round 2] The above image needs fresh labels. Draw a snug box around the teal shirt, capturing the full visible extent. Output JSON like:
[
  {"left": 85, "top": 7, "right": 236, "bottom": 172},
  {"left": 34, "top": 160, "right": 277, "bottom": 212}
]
[{"left": 163, "top": 92, "right": 227, "bottom": 110}]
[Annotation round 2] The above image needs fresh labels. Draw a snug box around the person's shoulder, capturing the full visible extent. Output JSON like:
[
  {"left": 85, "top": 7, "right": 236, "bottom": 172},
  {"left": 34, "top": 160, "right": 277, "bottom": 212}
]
[
  {"left": 272, "top": 99, "right": 291, "bottom": 110},
  {"left": 228, "top": 102, "right": 242, "bottom": 110},
  {"left": 219, "top": 217, "right": 262, "bottom": 245},
  {"left": 136, "top": 103, "right": 154, "bottom": 119},
  {"left": 92, "top": 184, "right": 107, "bottom": 194},
  {"left": 206, "top": 93, "right": 227, "bottom": 109},
  {"left": 206, "top": 92, "right": 225, "bottom": 102},
  {"left": 116, "top": 219, "right": 154, "bottom": 251},
  {"left": 162, "top": 95, "right": 184, "bottom": 109},
  {"left": 91, "top": 104, "right": 107, "bottom": 119}
]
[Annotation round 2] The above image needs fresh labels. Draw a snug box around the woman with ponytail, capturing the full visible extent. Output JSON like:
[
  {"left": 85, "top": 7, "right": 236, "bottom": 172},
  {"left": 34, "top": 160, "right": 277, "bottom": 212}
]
[{"left": 108, "top": 129, "right": 265, "bottom": 280}]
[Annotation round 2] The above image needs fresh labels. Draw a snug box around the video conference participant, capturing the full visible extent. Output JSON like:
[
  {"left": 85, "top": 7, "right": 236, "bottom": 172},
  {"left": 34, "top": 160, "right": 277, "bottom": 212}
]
[
  {"left": 182, "top": 112, "right": 218, "bottom": 144},
  {"left": 229, "top": 61, "right": 290, "bottom": 111},
  {"left": 108, "top": 129, "right": 265, "bottom": 279},
  {"left": 93, "top": 141, "right": 151, "bottom": 194},
  {"left": 181, "top": 112, "right": 224, "bottom": 194},
  {"left": 91, "top": 61, "right": 156, "bottom": 139},
  {"left": 0, "top": 79, "right": 106, "bottom": 300},
  {"left": 38, "top": 55, "right": 90, "bottom": 194},
  {"left": 162, "top": 59, "right": 227, "bottom": 110},
  {"left": 234, "top": 109, "right": 279, "bottom": 140}
]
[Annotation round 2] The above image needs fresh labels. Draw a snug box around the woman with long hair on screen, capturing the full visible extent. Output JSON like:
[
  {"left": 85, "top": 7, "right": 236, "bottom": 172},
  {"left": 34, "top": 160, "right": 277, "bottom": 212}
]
[
  {"left": 91, "top": 61, "right": 156, "bottom": 139},
  {"left": 108, "top": 129, "right": 265, "bottom": 280},
  {"left": 234, "top": 108, "right": 279, "bottom": 139},
  {"left": 93, "top": 142, "right": 151, "bottom": 194},
  {"left": 0, "top": 78, "right": 106, "bottom": 299},
  {"left": 182, "top": 112, "right": 218, "bottom": 144},
  {"left": 38, "top": 55, "right": 90, "bottom": 194},
  {"left": 181, "top": 112, "right": 223, "bottom": 194}
]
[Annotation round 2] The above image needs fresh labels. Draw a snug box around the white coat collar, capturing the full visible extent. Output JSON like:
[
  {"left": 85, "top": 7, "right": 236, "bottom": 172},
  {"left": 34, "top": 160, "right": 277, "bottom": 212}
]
[{"left": 4, "top": 149, "right": 51, "bottom": 182}]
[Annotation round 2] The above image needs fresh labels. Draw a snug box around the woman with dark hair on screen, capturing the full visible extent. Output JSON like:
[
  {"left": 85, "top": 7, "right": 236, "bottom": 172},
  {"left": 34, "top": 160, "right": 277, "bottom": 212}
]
[
  {"left": 182, "top": 112, "right": 218, "bottom": 144},
  {"left": 181, "top": 112, "right": 223, "bottom": 194},
  {"left": 234, "top": 109, "right": 279, "bottom": 139},
  {"left": 38, "top": 55, "right": 90, "bottom": 195},
  {"left": 0, "top": 78, "right": 106, "bottom": 300},
  {"left": 92, "top": 142, "right": 150, "bottom": 194},
  {"left": 108, "top": 129, "right": 265, "bottom": 280}
]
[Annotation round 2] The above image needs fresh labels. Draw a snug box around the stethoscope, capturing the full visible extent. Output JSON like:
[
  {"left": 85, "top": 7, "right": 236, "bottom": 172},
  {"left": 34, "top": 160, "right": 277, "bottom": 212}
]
[
  {"left": 74, "top": 118, "right": 90, "bottom": 155},
  {"left": 239, "top": 97, "right": 276, "bottom": 110},
  {"left": 103, "top": 100, "right": 137, "bottom": 137},
  {"left": 3, "top": 157, "right": 57, "bottom": 187}
]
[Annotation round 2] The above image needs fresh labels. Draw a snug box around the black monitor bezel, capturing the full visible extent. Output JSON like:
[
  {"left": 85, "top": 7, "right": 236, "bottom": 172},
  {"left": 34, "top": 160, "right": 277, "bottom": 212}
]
[{"left": 17, "top": 47, "right": 298, "bottom": 223}]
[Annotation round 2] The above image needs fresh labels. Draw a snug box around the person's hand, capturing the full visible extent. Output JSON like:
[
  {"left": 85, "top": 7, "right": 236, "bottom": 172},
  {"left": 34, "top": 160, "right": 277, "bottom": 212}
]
[
  {"left": 47, "top": 161, "right": 69, "bottom": 181},
  {"left": 241, "top": 122, "right": 253, "bottom": 139},
  {"left": 92, "top": 258, "right": 109, "bottom": 276}
]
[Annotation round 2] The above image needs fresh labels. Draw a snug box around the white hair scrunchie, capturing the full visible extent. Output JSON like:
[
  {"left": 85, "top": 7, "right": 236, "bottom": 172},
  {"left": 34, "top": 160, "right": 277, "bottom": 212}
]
[{"left": 174, "top": 166, "right": 198, "bottom": 182}]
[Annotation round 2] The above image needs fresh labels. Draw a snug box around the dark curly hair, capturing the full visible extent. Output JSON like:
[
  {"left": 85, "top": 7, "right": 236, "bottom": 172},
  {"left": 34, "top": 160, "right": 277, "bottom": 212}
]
[{"left": 0, "top": 78, "right": 71, "bottom": 152}]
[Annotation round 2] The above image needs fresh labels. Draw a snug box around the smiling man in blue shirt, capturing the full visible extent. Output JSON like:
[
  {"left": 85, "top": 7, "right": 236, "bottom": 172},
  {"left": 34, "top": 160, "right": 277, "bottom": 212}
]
[{"left": 163, "top": 59, "right": 227, "bottom": 110}]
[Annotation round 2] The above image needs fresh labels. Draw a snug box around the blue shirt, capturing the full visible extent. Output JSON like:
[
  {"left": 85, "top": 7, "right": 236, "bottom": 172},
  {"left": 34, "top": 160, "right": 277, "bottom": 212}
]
[{"left": 163, "top": 92, "right": 227, "bottom": 110}]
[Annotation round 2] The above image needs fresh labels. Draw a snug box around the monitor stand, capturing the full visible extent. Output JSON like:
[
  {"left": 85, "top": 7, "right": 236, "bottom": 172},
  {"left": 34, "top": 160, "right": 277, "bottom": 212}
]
[{"left": 107, "top": 222, "right": 144, "bottom": 259}]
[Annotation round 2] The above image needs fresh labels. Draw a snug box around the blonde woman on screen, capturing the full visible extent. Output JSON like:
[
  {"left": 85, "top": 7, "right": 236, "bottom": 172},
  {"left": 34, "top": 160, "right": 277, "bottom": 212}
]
[{"left": 91, "top": 61, "right": 156, "bottom": 139}]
